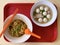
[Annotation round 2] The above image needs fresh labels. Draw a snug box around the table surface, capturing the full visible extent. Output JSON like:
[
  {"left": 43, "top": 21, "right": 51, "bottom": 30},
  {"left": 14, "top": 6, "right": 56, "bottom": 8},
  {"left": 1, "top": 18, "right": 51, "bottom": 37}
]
[{"left": 0, "top": 0, "right": 60, "bottom": 45}]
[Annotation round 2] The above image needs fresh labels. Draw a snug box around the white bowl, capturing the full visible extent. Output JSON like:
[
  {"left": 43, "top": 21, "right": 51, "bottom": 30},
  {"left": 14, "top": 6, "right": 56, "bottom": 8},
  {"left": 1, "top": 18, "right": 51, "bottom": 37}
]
[
  {"left": 4, "top": 14, "right": 33, "bottom": 43},
  {"left": 30, "top": 0, "right": 57, "bottom": 27}
]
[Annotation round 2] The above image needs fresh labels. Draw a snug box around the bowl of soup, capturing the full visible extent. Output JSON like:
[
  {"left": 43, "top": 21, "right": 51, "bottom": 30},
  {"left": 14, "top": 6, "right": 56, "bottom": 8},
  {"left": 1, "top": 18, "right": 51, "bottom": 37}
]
[
  {"left": 30, "top": 0, "right": 57, "bottom": 27},
  {"left": 4, "top": 14, "right": 33, "bottom": 43}
]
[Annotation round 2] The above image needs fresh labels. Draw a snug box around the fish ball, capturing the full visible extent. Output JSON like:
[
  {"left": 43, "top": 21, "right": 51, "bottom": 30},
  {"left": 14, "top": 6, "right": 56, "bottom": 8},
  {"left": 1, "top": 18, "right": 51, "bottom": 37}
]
[
  {"left": 44, "top": 7, "right": 49, "bottom": 11},
  {"left": 36, "top": 8, "right": 40, "bottom": 13},
  {"left": 43, "top": 18, "right": 48, "bottom": 22},
  {"left": 40, "top": 6, "right": 44, "bottom": 10},
  {"left": 43, "top": 11, "right": 47, "bottom": 16},
  {"left": 47, "top": 14, "right": 51, "bottom": 19},
  {"left": 38, "top": 18, "right": 43, "bottom": 22}
]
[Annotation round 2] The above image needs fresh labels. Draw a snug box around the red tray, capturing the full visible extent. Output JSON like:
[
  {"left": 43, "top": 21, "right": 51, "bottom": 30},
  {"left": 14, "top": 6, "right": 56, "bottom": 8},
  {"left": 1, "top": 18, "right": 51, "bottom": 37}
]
[{"left": 4, "top": 3, "right": 57, "bottom": 42}]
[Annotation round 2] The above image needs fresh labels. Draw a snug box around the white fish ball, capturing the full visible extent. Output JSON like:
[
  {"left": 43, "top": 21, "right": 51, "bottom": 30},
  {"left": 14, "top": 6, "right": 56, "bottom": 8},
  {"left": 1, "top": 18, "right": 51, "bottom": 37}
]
[
  {"left": 36, "top": 8, "right": 40, "bottom": 13},
  {"left": 43, "top": 11, "right": 47, "bottom": 16},
  {"left": 47, "top": 14, "right": 51, "bottom": 19},
  {"left": 40, "top": 6, "right": 44, "bottom": 10},
  {"left": 44, "top": 7, "right": 49, "bottom": 11},
  {"left": 38, "top": 18, "right": 43, "bottom": 22},
  {"left": 43, "top": 18, "right": 48, "bottom": 22}
]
